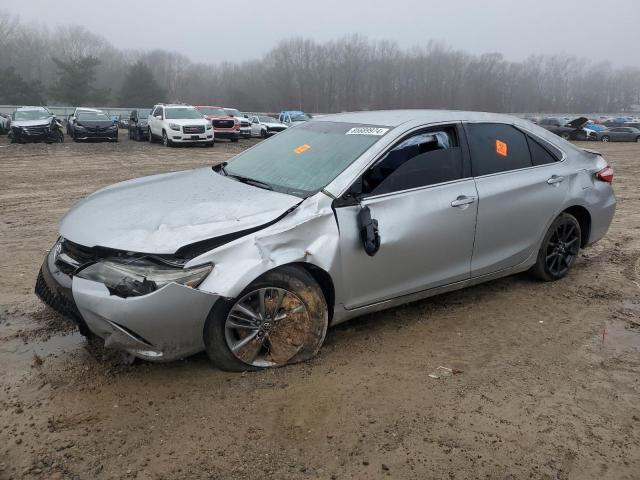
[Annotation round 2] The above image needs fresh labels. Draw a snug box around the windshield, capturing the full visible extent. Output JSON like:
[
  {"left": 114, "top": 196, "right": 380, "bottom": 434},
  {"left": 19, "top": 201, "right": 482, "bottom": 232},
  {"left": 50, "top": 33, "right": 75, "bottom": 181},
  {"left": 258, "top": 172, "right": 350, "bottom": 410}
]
[
  {"left": 165, "top": 108, "right": 203, "bottom": 120},
  {"left": 291, "top": 113, "right": 311, "bottom": 122},
  {"left": 259, "top": 116, "right": 278, "bottom": 123},
  {"left": 13, "top": 110, "right": 50, "bottom": 121},
  {"left": 197, "top": 107, "right": 227, "bottom": 116},
  {"left": 225, "top": 121, "right": 389, "bottom": 197},
  {"left": 225, "top": 109, "right": 241, "bottom": 117},
  {"left": 78, "top": 112, "right": 111, "bottom": 122}
]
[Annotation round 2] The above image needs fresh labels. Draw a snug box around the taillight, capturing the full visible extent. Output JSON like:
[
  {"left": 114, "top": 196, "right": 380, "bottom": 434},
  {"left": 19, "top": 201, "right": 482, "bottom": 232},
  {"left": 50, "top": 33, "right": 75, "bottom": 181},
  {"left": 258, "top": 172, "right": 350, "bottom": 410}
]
[{"left": 596, "top": 166, "right": 614, "bottom": 183}]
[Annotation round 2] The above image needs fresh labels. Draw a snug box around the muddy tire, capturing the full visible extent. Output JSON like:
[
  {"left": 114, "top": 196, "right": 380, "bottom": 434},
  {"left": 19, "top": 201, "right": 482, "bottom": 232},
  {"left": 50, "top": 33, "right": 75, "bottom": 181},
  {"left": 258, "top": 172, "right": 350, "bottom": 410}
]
[
  {"left": 530, "top": 213, "right": 581, "bottom": 282},
  {"left": 204, "top": 265, "right": 328, "bottom": 371}
]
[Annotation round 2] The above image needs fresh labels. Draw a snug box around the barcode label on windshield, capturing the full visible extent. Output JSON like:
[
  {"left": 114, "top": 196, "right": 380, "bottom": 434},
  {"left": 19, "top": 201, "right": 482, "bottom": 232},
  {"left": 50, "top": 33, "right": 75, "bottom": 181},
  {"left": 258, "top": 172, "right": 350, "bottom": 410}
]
[{"left": 346, "top": 127, "right": 389, "bottom": 136}]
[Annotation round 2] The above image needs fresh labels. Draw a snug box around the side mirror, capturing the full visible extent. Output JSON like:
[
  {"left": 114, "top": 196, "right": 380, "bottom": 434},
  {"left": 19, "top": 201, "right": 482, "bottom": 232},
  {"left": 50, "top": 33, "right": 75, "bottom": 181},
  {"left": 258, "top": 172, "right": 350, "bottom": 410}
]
[{"left": 358, "top": 205, "right": 380, "bottom": 256}]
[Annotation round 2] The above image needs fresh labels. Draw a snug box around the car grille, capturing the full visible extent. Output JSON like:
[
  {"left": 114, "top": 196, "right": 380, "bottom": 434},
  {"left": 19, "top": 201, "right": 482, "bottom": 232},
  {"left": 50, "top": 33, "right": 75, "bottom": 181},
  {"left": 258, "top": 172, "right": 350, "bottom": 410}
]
[
  {"left": 240, "top": 120, "right": 250, "bottom": 128},
  {"left": 55, "top": 239, "right": 95, "bottom": 275},
  {"left": 212, "top": 119, "right": 235, "bottom": 129},
  {"left": 23, "top": 126, "right": 49, "bottom": 135},
  {"left": 183, "top": 125, "right": 205, "bottom": 134},
  {"left": 35, "top": 269, "right": 83, "bottom": 322}
]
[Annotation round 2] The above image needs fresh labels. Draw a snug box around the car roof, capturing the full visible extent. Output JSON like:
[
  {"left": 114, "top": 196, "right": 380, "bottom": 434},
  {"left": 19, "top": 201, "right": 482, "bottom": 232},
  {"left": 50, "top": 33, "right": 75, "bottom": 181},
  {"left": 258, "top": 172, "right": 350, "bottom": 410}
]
[
  {"left": 317, "top": 109, "right": 530, "bottom": 127},
  {"left": 195, "top": 105, "right": 224, "bottom": 109},
  {"left": 280, "top": 110, "right": 305, "bottom": 115}
]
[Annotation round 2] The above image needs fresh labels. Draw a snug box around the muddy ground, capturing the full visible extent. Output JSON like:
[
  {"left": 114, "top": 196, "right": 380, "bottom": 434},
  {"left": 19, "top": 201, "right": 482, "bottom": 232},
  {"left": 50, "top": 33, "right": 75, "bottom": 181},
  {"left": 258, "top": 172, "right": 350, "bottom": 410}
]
[{"left": 0, "top": 132, "right": 639, "bottom": 480}]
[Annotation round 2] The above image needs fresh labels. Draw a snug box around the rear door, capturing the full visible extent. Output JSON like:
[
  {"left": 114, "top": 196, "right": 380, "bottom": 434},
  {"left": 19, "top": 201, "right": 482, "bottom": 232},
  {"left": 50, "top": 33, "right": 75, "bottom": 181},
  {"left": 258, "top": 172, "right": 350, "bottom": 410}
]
[
  {"left": 335, "top": 123, "right": 478, "bottom": 309},
  {"left": 465, "top": 123, "right": 571, "bottom": 277}
]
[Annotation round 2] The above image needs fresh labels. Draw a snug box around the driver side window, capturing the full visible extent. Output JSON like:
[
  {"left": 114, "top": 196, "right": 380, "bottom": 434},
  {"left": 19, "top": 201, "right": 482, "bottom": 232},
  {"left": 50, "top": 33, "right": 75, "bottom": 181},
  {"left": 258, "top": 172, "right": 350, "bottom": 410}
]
[{"left": 362, "top": 126, "right": 464, "bottom": 196}]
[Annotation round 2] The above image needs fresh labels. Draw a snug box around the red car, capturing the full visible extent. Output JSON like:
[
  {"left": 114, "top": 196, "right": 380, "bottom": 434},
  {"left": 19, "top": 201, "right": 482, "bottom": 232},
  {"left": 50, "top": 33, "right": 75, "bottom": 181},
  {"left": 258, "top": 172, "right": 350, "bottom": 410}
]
[{"left": 194, "top": 106, "right": 240, "bottom": 142}]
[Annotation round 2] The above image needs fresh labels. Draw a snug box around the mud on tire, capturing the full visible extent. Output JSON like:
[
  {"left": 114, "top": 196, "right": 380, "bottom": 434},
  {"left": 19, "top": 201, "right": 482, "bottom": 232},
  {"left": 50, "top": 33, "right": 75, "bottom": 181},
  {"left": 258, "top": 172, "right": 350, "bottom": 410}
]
[{"left": 204, "top": 265, "right": 328, "bottom": 371}]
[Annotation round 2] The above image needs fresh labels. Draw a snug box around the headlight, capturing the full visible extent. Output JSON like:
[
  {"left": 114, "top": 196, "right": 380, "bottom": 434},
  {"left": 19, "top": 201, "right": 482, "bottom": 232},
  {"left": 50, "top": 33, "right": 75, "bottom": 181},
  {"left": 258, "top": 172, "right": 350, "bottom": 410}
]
[
  {"left": 234, "top": 118, "right": 239, "bottom": 125},
  {"left": 169, "top": 123, "right": 181, "bottom": 131},
  {"left": 206, "top": 123, "right": 212, "bottom": 130},
  {"left": 76, "top": 259, "right": 212, "bottom": 298},
  {"left": 75, "top": 125, "right": 86, "bottom": 131}
]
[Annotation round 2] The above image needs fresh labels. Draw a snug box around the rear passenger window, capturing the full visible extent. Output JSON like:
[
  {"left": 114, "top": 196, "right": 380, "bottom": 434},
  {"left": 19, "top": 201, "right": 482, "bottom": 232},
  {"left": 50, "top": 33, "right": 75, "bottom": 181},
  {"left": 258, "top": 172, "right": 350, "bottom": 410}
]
[
  {"left": 465, "top": 123, "right": 532, "bottom": 176},
  {"left": 526, "top": 136, "right": 560, "bottom": 166},
  {"left": 362, "top": 127, "right": 464, "bottom": 196}
]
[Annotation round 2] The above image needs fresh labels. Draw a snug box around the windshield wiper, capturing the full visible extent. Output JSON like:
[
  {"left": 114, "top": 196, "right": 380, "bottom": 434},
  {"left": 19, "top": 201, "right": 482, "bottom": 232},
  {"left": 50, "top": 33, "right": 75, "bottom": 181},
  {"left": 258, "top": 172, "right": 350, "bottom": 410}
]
[
  {"left": 230, "top": 175, "right": 273, "bottom": 191},
  {"left": 213, "top": 162, "right": 273, "bottom": 191}
]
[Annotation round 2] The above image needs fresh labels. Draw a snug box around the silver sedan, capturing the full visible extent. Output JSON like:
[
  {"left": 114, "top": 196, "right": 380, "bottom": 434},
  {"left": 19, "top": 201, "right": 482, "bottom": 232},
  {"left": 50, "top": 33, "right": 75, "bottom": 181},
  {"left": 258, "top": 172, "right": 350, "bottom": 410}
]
[{"left": 36, "top": 111, "right": 616, "bottom": 370}]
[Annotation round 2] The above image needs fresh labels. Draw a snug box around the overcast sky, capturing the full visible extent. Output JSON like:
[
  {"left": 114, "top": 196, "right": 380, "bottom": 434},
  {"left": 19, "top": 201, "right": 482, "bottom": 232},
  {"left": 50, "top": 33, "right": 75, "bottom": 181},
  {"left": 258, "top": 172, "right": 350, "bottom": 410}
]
[{"left": 4, "top": 0, "right": 639, "bottom": 67}]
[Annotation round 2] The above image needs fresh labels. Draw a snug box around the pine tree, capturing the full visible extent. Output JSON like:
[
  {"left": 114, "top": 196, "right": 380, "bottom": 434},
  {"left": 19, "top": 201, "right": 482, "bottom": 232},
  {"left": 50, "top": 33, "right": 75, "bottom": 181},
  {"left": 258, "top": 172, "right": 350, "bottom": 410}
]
[{"left": 118, "top": 61, "right": 166, "bottom": 107}]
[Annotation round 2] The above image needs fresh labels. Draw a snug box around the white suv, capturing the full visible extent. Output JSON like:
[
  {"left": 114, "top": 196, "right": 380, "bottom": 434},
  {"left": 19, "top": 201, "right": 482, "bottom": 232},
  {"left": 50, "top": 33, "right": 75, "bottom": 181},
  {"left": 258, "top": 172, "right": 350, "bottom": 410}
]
[{"left": 148, "top": 104, "right": 214, "bottom": 147}]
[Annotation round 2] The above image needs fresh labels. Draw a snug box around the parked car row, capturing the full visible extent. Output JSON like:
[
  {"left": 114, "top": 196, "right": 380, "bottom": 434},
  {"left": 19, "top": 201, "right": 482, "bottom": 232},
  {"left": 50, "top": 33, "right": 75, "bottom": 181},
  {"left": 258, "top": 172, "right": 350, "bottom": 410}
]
[
  {"left": 537, "top": 116, "right": 640, "bottom": 142},
  {"left": 1, "top": 105, "right": 299, "bottom": 146}
]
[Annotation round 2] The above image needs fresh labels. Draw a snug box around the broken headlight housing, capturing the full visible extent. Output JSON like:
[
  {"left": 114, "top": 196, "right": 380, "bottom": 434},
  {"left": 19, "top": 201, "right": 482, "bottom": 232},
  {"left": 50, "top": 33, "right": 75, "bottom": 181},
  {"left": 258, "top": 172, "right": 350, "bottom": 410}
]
[{"left": 76, "top": 258, "right": 212, "bottom": 298}]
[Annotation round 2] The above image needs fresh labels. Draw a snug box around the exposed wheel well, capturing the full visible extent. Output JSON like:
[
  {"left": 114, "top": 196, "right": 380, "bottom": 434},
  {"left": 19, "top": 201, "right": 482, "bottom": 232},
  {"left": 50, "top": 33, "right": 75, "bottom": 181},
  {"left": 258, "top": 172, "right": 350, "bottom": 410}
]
[
  {"left": 563, "top": 206, "right": 591, "bottom": 247},
  {"left": 283, "top": 263, "right": 335, "bottom": 324}
]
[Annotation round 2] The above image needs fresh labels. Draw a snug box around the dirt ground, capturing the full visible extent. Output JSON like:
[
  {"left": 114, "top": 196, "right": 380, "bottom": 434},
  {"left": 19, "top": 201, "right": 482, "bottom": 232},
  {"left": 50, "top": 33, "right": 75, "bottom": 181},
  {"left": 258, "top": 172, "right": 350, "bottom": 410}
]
[{"left": 0, "top": 132, "right": 639, "bottom": 480}]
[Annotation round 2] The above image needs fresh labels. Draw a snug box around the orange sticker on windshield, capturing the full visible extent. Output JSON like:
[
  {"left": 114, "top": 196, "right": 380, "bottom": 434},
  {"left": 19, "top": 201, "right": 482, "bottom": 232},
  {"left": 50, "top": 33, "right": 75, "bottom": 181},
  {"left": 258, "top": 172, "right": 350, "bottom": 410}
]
[
  {"left": 496, "top": 139, "right": 508, "bottom": 157},
  {"left": 294, "top": 144, "right": 311, "bottom": 154}
]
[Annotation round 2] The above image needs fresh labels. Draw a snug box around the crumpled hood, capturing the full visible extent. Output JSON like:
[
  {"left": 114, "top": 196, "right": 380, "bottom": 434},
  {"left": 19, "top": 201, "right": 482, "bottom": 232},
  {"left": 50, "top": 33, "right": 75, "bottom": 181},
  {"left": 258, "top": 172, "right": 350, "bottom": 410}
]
[
  {"left": 12, "top": 118, "right": 52, "bottom": 127},
  {"left": 59, "top": 167, "right": 301, "bottom": 254}
]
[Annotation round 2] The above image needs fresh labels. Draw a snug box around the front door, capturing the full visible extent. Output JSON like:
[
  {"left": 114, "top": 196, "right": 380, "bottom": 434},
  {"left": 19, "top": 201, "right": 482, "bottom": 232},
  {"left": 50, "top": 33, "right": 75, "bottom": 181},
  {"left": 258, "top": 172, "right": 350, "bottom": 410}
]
[{"left": 335, "top": 124, "right": 478, "bottom": 309}]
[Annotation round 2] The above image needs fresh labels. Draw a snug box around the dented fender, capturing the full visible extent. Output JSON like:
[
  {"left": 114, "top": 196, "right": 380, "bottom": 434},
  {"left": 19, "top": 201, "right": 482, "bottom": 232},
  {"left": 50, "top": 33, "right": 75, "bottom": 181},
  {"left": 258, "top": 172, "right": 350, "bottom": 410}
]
[{"left": 189, "top": 192, "right": 343, "bottom": 300}]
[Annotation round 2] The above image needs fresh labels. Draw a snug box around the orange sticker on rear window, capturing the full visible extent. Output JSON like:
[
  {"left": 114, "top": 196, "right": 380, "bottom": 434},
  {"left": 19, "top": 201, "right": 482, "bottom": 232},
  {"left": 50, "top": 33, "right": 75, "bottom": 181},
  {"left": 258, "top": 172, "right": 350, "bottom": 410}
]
[
  {"left": 496, "top": 139, "right": 508, "bottom": 157},
  {"left": 294, "top": 144, "right": 311, "bottom": 154}
]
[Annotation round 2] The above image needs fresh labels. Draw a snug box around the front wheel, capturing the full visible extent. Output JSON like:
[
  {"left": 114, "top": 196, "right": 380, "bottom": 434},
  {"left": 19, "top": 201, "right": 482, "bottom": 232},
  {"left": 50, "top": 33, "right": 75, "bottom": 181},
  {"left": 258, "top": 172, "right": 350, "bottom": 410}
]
[
  {"left": 162, "top": 130, "right": 171, "bottom": 147},
  {"left": 260, "top": 128, "right": 267, "bottom": 138},
  {"left": 204, "top": 266, "right": 328, "bottom": 371},
  {"left": 636, "top": 136, "right": 640, "bottom": 143},
  {"left": 148, "top": 129, "right": 154, "bottom": 143},
  {"left": 601, "top": 136, "right": 610, "bottom": 142},
  {"left": 530, "top": 213, "right": 581, "bottom": 282}
]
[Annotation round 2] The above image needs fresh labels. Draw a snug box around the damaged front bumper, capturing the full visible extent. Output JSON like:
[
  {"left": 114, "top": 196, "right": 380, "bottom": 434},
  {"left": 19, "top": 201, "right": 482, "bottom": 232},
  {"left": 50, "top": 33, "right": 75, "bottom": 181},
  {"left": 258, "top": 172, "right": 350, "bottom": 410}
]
[{"left": 35, "top": 246, "right": 219, "bottom": 362}]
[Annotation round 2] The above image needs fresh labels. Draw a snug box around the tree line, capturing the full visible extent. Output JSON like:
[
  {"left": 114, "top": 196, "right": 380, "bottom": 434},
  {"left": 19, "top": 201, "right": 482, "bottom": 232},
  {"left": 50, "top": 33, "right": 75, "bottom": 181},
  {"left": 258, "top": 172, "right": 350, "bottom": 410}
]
[{"left": 1, "top": 10, "right": 639, "bottom": 113}]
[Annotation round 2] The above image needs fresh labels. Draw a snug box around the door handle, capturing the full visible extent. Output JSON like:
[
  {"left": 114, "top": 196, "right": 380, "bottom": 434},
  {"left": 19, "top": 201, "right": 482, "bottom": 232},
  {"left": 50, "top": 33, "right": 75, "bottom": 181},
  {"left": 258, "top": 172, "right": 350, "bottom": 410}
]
[
  {"left": 547, "top": 175, "right": 565, "bottom": 185},
  {"left": 451, "top": 195, "right": 476, "bottom": 208}
]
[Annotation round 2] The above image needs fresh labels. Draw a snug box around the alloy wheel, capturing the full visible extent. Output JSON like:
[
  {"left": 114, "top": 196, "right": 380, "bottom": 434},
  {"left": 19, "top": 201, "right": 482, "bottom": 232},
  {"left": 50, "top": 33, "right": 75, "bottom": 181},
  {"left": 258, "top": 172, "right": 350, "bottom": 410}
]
[
  {"left": 545, "top": 220, "right": 580, "bottom": 277},
  {"left": 224, "top": 287, "right": 310, "bottom": 367}
]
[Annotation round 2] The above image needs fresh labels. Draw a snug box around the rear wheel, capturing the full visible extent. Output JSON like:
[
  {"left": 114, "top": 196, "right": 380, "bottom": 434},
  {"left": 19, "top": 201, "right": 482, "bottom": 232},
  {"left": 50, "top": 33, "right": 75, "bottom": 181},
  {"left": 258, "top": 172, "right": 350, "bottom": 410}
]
[
  {"left": 636, "top": 136, "right": 640, "bottom": 143},
  {"left": 204, "top": 266, "right": 328, "bottom": 371},
  {"left": 531, "top": 213, "right": 581, "bottom": 282},
  {"left": 148, "top": 128, "right": 153, "bottom": 143},
  {"left": 601, "top": 135, "right": 610, "bottom": 142},
  {"left": 560, "top": 132, "right": 570, "bottom": 140},
  {"left": 260, "top": 128, "right": 267, "bottom": 138}
]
